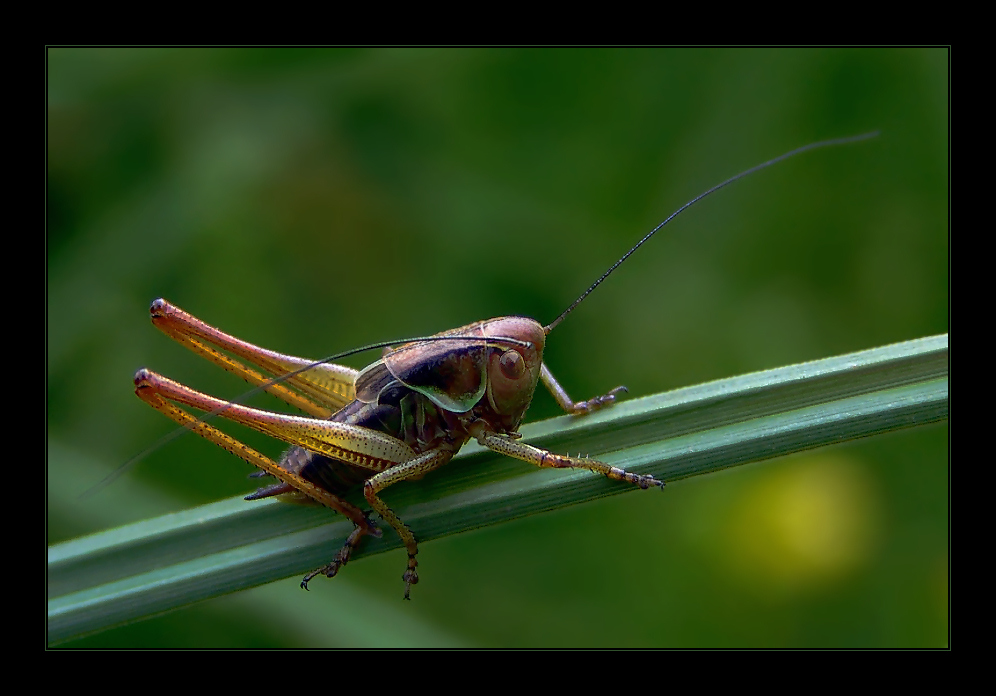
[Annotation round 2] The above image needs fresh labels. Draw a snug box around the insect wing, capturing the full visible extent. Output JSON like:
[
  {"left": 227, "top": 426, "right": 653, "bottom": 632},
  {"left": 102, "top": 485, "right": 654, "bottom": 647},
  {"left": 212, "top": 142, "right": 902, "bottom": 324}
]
[
  {"left": 381, "top": 326, "right": 489, "bottom": 413},
  {"left": 354, "top": 360, "right": 399, "bottom": 404}
]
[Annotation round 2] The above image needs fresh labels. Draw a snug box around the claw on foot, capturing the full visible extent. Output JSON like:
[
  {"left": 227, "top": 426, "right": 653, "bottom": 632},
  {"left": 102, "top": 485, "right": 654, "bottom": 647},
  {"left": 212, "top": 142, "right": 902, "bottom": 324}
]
[
  {"left": 574, "top": 385, "right": 628, "bottom": 414},
  {"left": 633, "top": 474, "right": 667, "bottom": 490},
  {"left": 301, "top": 555, "right": 345, "bottom": 591},
  {"left": 402, "top": 570, "right": 419, "bottom": 600},
  {"left": 301, "top": 571, "right": 319, "bottom": 591},
  {"left": 299, "top": 521, "right": 373, "bottom": 590},
  {"left": 402, "top": 553, "right": 419, "bottom": 600},
  {"left": 636, "top": 473, "right": 666, "bottom": 491}
]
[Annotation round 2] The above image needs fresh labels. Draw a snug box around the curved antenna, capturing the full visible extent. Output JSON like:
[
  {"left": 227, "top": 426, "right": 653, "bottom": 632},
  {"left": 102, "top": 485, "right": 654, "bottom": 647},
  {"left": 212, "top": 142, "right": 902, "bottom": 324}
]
[{"left": 544, "top": 131, "right": 879, "bottom": 334}]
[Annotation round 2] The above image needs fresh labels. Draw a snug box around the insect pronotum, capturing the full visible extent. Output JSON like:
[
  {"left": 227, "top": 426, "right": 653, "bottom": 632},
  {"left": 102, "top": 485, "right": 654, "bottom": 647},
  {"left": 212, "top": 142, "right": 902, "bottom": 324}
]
[{"left": 133, "top": 132, "right": 878, "bottom": 598}]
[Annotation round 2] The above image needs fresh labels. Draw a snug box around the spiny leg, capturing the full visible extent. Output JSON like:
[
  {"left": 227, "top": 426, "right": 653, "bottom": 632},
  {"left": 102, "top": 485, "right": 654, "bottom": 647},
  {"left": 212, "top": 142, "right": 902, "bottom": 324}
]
[
  {"left": 362, "top": 448, "right": 455, "bottom": 599},
  {"left": 469, "top": 421, "right": 665, "bottom": 490},
  {"left": 149, "top": 298, "right": 358, "bottom": 415},
  {"left": 134, "top": 369, "right": 416, "bottom": 500},
  {"left": 540, "top": 363, "right": 627, "bottom": 415},
  {"left": 137, "top": 369, "right": 387, "bottom": 591},
  {"left": 134, "top": 370, "right": 378, "bottom": 533}
]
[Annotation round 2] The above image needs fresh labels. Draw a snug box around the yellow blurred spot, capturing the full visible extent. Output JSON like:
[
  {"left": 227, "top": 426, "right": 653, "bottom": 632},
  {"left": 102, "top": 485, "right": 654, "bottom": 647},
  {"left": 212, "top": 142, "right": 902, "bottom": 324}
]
[{"left": 722, "top": 453, "right": 879, "bottom": 597}]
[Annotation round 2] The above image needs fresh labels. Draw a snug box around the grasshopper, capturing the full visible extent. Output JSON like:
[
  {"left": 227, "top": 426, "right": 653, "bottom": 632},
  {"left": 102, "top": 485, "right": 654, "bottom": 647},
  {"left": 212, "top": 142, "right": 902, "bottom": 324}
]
[{"left": 134, "top": 132, "right": 877, "bottom": 598}]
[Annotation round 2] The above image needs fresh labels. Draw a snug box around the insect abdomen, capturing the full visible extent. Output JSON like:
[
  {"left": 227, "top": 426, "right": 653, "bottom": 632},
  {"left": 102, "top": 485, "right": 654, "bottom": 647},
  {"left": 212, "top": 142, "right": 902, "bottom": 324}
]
[{"left": 276, "top": 385, "right": 458, "bottom": 497}]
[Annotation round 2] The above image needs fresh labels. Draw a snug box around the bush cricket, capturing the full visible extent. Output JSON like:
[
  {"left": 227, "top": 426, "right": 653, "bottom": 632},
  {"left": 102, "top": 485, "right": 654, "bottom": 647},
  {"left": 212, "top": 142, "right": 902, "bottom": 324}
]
[{"left": 134, "top": 132, "right": 878, "bottom": 599}]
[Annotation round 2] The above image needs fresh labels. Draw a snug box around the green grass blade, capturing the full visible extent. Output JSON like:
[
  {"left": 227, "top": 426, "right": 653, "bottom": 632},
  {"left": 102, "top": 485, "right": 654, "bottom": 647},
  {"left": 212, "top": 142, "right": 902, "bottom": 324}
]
[{"left": 48, "top": 334, "right": 948, "bottom": 643}]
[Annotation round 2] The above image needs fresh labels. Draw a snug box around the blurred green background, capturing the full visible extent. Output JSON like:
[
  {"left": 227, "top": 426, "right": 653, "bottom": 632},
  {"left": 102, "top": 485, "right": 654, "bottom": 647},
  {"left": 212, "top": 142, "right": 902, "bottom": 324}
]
[{"left": 47, "top": 48, "right": 948, "bottom": 647}]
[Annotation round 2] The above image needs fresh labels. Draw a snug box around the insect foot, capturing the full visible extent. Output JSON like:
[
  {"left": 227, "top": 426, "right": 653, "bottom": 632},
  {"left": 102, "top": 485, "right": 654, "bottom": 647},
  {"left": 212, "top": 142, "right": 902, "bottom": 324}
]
[
  {"left": 300, "top": 522, "right": 370, "bottom": 591},
  {"left": 571, "top": 385, "right": 629, "bottom": 415},
  {"left": 618, "top": 469, "right": 666, "bottom": 491},
  {"left": 403, "top": 554, "right": 419, "bottom": 601}
]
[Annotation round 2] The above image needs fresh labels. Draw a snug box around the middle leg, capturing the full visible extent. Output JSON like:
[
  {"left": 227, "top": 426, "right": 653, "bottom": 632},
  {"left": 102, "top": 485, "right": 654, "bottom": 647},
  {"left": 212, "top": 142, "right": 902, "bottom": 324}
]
[{"left": 363, "top": 447, "right": 456, "bottom": 599}]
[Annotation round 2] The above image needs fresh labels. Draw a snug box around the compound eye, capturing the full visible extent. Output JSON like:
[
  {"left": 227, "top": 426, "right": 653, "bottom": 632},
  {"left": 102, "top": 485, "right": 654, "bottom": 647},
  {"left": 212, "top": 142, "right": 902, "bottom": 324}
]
[{"left": 499, "top": 350, "right": 526, "bottom": 380}]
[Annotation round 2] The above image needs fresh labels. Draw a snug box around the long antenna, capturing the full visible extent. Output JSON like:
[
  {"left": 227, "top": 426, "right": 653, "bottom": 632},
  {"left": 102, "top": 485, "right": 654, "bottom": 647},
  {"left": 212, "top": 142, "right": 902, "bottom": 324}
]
[{"left": 544, "top": 131, "right": 879, "bottom": 334}]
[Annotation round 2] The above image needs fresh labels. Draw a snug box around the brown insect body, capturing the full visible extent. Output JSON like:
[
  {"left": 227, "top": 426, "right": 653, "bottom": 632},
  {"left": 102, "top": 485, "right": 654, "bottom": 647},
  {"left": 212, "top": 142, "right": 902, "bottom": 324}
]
[
  {"left": 368, "top": 316, "right": 546, "bottom": 427},
  {"left": 135, "top": 302, "right": 607, "bottom": 598},
  {"left": 255, "top": 316, "right": 546, "bottom": 500},
  {"left": 134, "top": 134, "right": 877, "bottom": 598}
]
